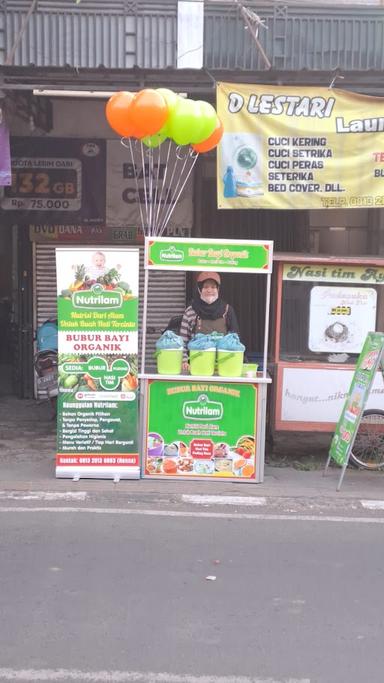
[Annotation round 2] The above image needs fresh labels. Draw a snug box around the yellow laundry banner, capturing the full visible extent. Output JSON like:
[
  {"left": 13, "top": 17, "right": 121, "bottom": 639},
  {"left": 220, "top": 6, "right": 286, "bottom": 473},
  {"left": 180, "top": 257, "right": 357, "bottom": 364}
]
[{"left": 217, "top": 83, "right": 384, "bottom": 210}]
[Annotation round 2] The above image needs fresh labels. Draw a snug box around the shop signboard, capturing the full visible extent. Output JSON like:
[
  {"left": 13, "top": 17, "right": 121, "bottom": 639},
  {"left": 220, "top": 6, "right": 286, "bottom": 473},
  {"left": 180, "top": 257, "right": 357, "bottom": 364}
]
[
  {"left": 329, "top": 332, "right": 384, "bottom": 466},
  {"left": 283, "top": 263, "right": 384, "bottom": 285},
  {"left": 29, "top": 225, "right": 140, "bottom": 244},
  {"left": 144, "top": 380, "right": 258, "bottom": 479},
  {"left": 0, "top": 137, "right": 106, "bottom": 225},
  {"left": 0, "top": 121, "right": 11, "bottom": 186},
  {"left": 146, "top": 237, "right": 273, "bottom": 273},
  {"left": 55, "top": 247, "right": 140, "bottom": 479},
  {"left": 217, "top": 83, "right": 384, "bottom": 210},
  {"left": 308, "top": 286, "right": 377, "bottom": 353}
]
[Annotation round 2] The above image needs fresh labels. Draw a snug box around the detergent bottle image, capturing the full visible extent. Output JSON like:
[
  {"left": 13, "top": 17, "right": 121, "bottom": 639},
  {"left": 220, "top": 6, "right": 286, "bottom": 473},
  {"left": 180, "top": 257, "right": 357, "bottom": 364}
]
[
  {"left": 223, "top": 166, "right": 237, "bottom": 198},
  {"left": 221, "top": 133, "right": 264, "bottom": 198}
]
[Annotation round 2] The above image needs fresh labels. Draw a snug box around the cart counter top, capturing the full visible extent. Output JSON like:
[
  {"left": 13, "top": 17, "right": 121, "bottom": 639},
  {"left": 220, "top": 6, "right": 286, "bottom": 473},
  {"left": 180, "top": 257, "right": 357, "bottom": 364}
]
[{"left": 139, "top": 373, "right": 272, "bottom": 384}]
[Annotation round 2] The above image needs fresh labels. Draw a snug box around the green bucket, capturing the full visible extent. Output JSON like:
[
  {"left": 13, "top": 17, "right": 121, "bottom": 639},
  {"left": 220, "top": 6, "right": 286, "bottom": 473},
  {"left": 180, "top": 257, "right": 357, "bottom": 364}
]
[
  {"left": 217, "top": 349, "right": 244, "bottom": 377},
  {"left": 156, "top": 348, "right": 183, "bottom": 375},
  {"left": 189, "top": 348, "right": 216, "bottom": 376}
]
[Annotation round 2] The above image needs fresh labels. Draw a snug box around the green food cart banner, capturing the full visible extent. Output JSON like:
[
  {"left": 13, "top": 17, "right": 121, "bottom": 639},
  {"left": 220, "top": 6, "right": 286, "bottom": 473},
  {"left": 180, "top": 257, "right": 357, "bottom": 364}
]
[
  {"left": 146, "top": 237, "right": 273, "bottom": 273},
  {"left": 55, "top": 247, "right": 140, "bottom": 479},
  {"left": 145, "top": 380, "right": 258, "bottom": 480},
  {"left": 329, "top": 332, "right": 384, "bottom": 466}
]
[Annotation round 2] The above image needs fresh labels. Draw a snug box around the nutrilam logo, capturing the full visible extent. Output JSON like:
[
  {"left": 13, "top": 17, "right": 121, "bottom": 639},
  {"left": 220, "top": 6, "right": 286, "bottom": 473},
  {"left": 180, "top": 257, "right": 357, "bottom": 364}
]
[
  {"left": 160, "top": 246, "right": 184, "bottom": 263},
  {"left": 73, "top": 284, "right": 123, "bottom": 310},
  {"left": 183, "top": 394, "right": 223, "bottom": 421}
]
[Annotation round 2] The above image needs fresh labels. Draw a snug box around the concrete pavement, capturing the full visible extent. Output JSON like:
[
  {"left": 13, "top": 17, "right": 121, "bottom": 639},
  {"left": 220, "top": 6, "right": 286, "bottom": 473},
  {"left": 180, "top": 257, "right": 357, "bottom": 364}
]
[{"left": 1, "top": 395, "right": 384, "bottom": 502}]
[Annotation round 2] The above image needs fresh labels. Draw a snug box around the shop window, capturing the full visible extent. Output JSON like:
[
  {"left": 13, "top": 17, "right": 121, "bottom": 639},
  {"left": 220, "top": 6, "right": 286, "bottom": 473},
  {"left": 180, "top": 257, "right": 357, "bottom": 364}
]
[{"left": 280, "top": 279, "right": 384, "bottom": 364}]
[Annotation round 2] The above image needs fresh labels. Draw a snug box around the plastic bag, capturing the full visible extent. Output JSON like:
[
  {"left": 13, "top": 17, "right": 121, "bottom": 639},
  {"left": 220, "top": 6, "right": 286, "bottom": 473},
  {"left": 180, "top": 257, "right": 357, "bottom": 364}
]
[
  {"left": 188, "top": 333, "right": 216, "bottom": 351},
  {"left": 217, "top": 333, "right": 245, "bottom": 352},
  {"left": 156, "top": 330, "right": 184, "bottom": 350}
]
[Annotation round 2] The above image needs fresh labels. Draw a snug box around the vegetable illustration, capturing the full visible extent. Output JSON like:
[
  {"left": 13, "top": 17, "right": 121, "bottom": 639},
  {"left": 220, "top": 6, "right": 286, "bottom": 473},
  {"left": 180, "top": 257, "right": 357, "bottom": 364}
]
[
  {"left": 63, "top": 375, "right": 79, "bottom": 389},
  {"left": 98, "top": 268, "right": 121, "bottom": 286},
  {"left": 84, "top": 374, "right": 97, "bottom": 391},
  {"left": 122, "top": 373, "right": 138, "bottom": 391}
]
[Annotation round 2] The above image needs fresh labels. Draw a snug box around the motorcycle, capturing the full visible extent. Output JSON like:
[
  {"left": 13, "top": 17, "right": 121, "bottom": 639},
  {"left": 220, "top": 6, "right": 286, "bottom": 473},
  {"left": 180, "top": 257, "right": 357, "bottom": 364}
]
[{"left": 34, "top": 318, "right": 58, "bottom": 418}]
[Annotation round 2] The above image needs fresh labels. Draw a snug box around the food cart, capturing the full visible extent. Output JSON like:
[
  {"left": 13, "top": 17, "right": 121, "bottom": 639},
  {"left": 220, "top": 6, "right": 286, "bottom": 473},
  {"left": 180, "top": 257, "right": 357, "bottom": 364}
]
[
  {"left": 139, "top": 236, "right": 273, "bottom": 483},
  {"left": 271, "top": 253, "right": 384, "bottom": 434}
]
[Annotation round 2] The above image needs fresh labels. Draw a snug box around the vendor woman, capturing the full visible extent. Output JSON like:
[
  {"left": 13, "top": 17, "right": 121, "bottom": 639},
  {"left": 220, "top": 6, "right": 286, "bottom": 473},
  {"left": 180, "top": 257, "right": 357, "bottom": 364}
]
[{"left": 180, "top": 271, "right": 240, "bottom": 371}]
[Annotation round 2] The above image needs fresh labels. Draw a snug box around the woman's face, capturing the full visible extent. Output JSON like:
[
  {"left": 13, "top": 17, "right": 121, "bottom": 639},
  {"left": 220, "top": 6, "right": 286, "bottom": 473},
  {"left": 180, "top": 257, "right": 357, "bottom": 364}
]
[{"left": 200, "top": 279, "right": 219, "bottom": 304}]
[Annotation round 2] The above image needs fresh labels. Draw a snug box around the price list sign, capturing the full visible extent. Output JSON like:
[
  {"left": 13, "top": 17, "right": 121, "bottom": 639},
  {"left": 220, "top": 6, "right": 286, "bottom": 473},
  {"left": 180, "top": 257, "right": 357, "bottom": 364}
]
[{"left": 0, "top": 138, "right": 106, "bottom": 225}]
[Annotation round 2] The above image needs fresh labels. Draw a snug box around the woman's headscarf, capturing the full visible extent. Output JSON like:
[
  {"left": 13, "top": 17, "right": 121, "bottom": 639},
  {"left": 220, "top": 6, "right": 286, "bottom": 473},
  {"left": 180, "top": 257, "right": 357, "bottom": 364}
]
[{"left": 191, "top": 274, "right": 227, "bottom": 320}]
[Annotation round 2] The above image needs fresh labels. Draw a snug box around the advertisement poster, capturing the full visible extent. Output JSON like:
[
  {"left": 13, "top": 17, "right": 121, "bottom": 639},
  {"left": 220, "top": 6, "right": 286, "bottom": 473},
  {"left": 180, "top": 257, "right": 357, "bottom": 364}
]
[
  {"left": 106, "top": 140, "right": 193, "bottom": 235},
  {"left": 280, "top": 366, "right": 384, "bottom": 425},
  {"left": 0, "top": 121, "right": 11, "bottom": 186},
  {"left": 0, "top": 137, "right": 106, "bottom": 225},
  {"left": 217, "top": 83, "right": 384, "bottom": 210},
  {"left": 329, "top": 332, "right": 384, "bottom": 466},
  {"left": 56, "top": 247, "right": 139, "bottom": 479},
  {"left": 308, "top": 286, "right": 377, "bottom": 353},
  {"left": 145, "top": 381, "right": 257, "bottom": 480}
]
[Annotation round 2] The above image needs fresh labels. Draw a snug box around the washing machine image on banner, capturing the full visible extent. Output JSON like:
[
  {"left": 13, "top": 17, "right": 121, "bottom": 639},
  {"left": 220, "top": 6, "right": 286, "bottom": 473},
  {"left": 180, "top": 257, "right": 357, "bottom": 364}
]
[{"left": 220, "top": 133, "right": 264, "bottom": 199}]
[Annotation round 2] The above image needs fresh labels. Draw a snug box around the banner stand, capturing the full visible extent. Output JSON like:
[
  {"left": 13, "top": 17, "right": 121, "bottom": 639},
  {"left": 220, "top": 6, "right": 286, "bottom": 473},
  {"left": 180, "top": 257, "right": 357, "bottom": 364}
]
[
  {"left": 324, "top": 332, "right": 384, "bottom": 491},
  {"left": 55, "top": 246, "right": 140, "bottom": 481}
]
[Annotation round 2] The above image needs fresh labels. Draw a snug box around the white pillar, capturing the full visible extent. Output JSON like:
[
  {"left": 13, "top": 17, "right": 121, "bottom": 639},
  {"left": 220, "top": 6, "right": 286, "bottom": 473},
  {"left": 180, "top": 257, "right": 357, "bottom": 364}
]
[{"left": 177, "top": 0, "right": 204, "bottom": 69}]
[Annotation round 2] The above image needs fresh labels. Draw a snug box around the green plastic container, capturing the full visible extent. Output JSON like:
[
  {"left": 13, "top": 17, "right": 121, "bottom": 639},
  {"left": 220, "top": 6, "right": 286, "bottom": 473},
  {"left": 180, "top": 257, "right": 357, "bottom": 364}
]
[
  {"left": 156, "top": 348, "right": 183, "bottom": 375},
  {"left": 189, "top": 348, "right": 216, "bottom": 376},
  {"left": 242, "top": 363, "right": 259, "bottom": 378},
  {"left": 217, "top": 350, "right": 244, "bottom": 377}
]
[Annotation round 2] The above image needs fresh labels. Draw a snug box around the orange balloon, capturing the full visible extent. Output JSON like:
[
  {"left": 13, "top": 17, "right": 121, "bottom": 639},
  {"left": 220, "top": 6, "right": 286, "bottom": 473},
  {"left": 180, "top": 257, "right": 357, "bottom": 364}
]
[
  {"left": 192, "top": 117, "right": 224, "bottom": 153},
  {"left": 105, "top": 91, "right": 141, "bottom": 138},
  {"left": 129, "top": 89, "right": 169, "bottom": 137}
]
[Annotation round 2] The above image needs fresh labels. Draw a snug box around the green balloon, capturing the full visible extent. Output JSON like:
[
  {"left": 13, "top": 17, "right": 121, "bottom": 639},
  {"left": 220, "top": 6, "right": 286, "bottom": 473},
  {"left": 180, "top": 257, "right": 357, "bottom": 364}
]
[
  {"left": 157, "top": 88, "right": 179, "bottom": 115},
  {"left": 157, "top": 89, "right": 180, "bottom": 136},
  {"left": 167, "top": 98, "right": 202, "bottom": 146},
  {"left": 142, "top": 130, "right": 167, "bottom": 148},
  {"left": 192, "top": 101, "right": 217, "bottom": 144}
]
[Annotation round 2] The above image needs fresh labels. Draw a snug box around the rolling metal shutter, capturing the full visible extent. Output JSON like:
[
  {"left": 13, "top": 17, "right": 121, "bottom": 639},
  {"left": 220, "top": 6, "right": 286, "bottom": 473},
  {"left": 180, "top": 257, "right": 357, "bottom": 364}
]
[{"left": 33, "top": 242, "right": 186, "bottom": 396}]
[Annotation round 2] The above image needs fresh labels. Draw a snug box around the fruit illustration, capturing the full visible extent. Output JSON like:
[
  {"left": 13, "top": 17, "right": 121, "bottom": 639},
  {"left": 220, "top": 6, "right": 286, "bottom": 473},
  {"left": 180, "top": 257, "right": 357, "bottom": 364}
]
[{"left": 70, "top": 264, "right": 88, "bottom": 291}]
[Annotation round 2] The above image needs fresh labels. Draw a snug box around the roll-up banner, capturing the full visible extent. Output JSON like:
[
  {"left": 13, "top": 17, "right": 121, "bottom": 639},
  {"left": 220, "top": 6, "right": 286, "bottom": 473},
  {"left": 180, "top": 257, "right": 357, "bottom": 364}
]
[
  {"left": 55, "top": 247, "right": 140, "bottom": 480},
  {"left": 217, "top": 83, "right": 384, "bottom": 210}
]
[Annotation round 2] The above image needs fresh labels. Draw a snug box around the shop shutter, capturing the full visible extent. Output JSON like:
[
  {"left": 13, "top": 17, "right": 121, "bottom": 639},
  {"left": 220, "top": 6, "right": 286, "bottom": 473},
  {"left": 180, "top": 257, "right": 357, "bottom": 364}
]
[{"left": 33, "top": 243, "right": 186, "bottom": 396}]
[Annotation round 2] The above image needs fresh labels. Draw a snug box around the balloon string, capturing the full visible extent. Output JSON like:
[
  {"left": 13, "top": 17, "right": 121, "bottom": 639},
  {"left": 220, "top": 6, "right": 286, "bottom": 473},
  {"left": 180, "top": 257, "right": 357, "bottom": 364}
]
[
  {"left": 140, "top": 140, "right": 149, "bottom": 234},
  {"left": 155, "top": 146, "right": 183, "bottom": 235},
  {"left": 127, "top": 137, "right": 145, "bottom": 238},
  {"left": 154, "top": 139, "right": 172, "bottom": 234},
  {"left": 157, "top": 151, "right": 191, "bottom": 235},
  {"left": 151, "top": 144, "right": 162, "bottom": 236},
  {"left": 159, "top": 152, "right": 198, "bottom": 236},
  {"left": 148, "top": 146, "right": 154, "bottom": 233}
]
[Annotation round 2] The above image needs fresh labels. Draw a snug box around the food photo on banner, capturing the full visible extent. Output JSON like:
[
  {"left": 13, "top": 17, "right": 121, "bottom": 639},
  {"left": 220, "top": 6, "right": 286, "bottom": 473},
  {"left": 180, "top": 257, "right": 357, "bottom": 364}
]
[
  {"left": 0, "top": 137, "right": 106, "bottom": 225},
  {"left": 55, "top": 247, "right": 140, "bottom": 480},
  {"left": 217, "top": 83, "right": 384, "bottom": 210}
]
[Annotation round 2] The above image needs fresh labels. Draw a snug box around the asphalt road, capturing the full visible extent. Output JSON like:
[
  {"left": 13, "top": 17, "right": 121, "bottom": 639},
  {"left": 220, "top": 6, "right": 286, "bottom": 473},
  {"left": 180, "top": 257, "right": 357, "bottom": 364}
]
[{"left": 0, "top": 499, "right": 383, "bottom": 683}]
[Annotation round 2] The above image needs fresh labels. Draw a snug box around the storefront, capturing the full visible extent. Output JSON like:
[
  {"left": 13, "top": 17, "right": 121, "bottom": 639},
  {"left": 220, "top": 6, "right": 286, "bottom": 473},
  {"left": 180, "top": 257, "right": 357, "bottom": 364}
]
[{"left": 270, "top": 254, "right": 384, "bottom": 433}]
